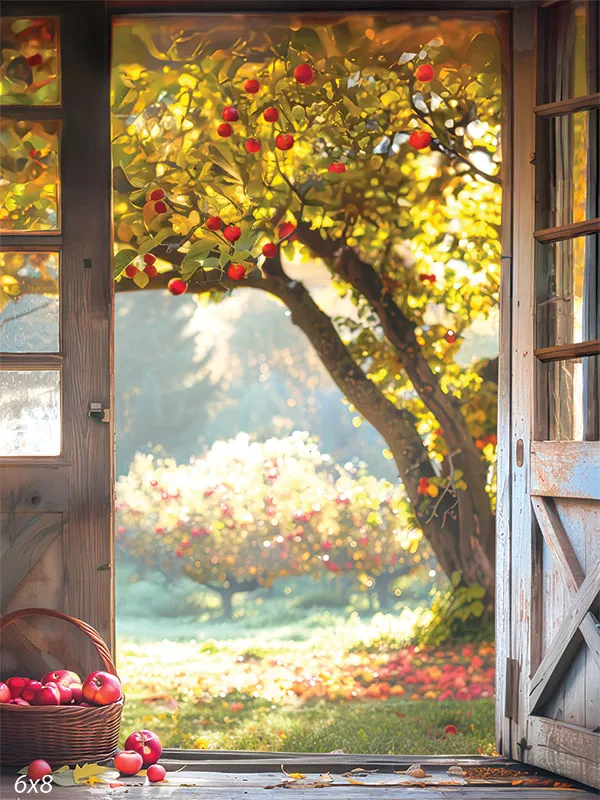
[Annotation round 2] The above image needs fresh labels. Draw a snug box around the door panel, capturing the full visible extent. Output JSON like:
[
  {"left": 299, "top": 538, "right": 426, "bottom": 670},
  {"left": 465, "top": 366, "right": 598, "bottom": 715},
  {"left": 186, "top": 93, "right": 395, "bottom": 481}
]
[
  {"left": 0, "top": 3, "right": 113, "bottom": 676},
  {"left": 500, "top": 1, "right": 600, "bottom": 788}
]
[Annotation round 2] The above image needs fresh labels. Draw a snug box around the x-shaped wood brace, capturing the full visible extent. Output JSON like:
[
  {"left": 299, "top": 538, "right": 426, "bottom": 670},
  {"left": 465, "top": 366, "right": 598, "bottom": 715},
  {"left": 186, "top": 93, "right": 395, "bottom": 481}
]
[{"left": 529, "top": 497, "right": 600, "bottom": 712}]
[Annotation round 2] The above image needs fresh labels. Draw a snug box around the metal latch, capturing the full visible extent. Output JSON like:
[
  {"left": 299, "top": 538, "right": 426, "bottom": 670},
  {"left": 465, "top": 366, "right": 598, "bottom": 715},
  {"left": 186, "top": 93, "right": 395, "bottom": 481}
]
[{"left": 88, "top": 402, "right": 111, "bottom": 423}]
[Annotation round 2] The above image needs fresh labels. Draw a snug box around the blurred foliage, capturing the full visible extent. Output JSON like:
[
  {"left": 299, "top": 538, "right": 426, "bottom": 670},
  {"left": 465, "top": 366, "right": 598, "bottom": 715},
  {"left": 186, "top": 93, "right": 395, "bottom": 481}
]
[
  {"left": 116, "top": 432, "right": 432, "bottom": 612},
  {"left": 0, "top": 17, "right": 60, "bottom": 105}
]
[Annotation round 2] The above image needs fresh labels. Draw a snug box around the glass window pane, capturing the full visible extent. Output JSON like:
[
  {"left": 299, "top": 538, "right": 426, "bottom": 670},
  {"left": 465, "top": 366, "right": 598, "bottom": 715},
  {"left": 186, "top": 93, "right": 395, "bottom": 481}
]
[
  {"left": 0, "top": 119, "right": 60, "bottom": 232},
  {"left": 538, "top": 355, "right": 599, "bottom": 442},
  {"left": 0, "top": 251, "right": 59, "bottom": 352},
  {"left": 541, "top": 1, "right": 597, "bottom": 103},
  {"left": 0, "top": 369, "right": 61, "bottom": 456},
  {"left": 0, "top": 17, "right": 60, "bottom": 105},
  {"left": 537, "top": 110, "right": 597, "bottom": 229},
  {"left": 536, "top": 234, "right": 598, "bottom": 347}
]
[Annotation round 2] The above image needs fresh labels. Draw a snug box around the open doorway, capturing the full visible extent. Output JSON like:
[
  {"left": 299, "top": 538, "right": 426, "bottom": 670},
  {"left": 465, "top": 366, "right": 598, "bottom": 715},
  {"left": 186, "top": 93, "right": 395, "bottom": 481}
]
[{"left": 112, "top": 11, "right": 502, "bottom": 753}]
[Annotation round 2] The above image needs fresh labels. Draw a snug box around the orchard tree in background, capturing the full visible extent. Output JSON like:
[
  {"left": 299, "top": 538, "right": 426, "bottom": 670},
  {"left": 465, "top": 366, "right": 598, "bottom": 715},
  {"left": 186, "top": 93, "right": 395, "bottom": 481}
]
[
  {"left": 111, "top": 14, "right": 501, "bottom": 601},
  {"left": 116, "top": 433, "right": 427, "bottom": 617}
]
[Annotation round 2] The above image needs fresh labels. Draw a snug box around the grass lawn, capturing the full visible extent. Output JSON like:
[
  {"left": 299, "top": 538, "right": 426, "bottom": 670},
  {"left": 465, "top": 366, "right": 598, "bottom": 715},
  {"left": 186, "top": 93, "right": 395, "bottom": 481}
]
[{"left": 116, "top": 603, "right": 496, "bottom": 754}]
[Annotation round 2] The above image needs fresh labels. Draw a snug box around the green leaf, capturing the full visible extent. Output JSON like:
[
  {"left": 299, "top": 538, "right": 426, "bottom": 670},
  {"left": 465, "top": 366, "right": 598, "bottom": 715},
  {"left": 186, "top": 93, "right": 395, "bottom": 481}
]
[
  {"left": 113, "top": 248, "right": 137, "bottom": 277},
  {"left": 468, "top": 583, "right": 486, "bottom": 600},
  {"left": 450, "top": 570, "right": 462, "bottom": 588},
  {"left": 469, "top": 600, "right": 485, "bottom": 618},
  {"left": 138, "top": 227, "right": 174, "bottom": 256}
]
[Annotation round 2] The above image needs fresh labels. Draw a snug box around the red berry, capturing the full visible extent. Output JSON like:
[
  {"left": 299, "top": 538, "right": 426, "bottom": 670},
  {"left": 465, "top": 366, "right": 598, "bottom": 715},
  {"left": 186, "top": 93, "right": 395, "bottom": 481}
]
[
  {"left": 144, "top": 265, "right": 158, "bottom": 278},
  {"left": 222, "top": 106, "right": 239, "bottom": 122},
  {"left": 125, "top": 264, "right": 139, "bottom": 278},
  {"left": 444, "top": 330, "right": 457, "bottom": 344},
  {"left": 409, "top": 130, "right": 432, "bottom": 150},
  {"left": 206, "top": 216, "right": 222, "bottom": 231},
  {"left": 26, "top": 53, "right": 43, "bottom": 67},
  {"left": 444, "top": 724, "right": 458, "bottom": 735},
  {"left": 275, "top": 134, "right": 294, "bottom": 151},
  {"left": 218, "top": 123, "right": 233, "bottom": 138},
  {"left": 227, "top": 263, "right": 246, "bottom": 281},
  {"left": 278, "top": 222, "right": 296, "bottom": 240},
  {"left": 167, "top": 278, "right": 188, "bottom": 296},
  {"left": 149, "top": 189, "right": 165, "bottom": 201},
  {"left": 262, "top": 243, "right": 277, "bottom": 258},
  {"left": 223, "top": 225, "right": 241, "bottom": 243},
  {"left": 415, "top": 63, "right": 435, "bottom": 82},
  {"left": 154, "top": 200, "right": 168, "bottom": 214},
  {"left": 147, "top": 764, "right": 167, "bottom": 783},
  {"left": 245, "top": 137, "right": 261, "bottom": 153},
  {"left": 328, "top": 162, "right": 346, "bottom": 173},
  {"left": 144, "top": 253, "right": 156, "bottom": 266},
  {"left": 244, "top": 79, "right": 260, "bottom": 94},
  {"left": 294, "top": 64, "right": 315, "bottom": 85},
  {"left": 263, "top": 107, "right": 279, "bottom": 122}
]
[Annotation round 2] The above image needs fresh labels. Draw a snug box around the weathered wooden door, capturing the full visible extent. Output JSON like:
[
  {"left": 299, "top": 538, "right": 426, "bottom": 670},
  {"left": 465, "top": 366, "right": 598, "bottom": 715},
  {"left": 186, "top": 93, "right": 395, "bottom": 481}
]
[
  {"left": 497, "top": 0, "right": 600, "bottom": 788},
  {"left": 0, "top": 3, "right": 113, "bottom": 676}
]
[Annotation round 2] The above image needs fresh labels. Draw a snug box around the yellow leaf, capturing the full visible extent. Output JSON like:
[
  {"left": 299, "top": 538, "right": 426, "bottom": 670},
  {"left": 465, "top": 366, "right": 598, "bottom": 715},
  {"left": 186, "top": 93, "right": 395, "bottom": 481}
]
[
  {"left": 73, "top": 763, "right": 115, "bottom": 784},
  {"left": 427, "top": 484, "right": 439, "bottom": 498},
  {"left": 133, "top": 270, "right": 149, "bottom": 288}
]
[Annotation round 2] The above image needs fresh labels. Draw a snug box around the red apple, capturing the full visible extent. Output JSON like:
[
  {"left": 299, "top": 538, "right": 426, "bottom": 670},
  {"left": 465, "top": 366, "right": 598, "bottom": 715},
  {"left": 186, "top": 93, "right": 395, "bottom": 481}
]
[
  {"left": 149, "top": 188, "right": 165, "bottom": 201},
  {"left": 21, "top": 681, "right": 43, "bottom": 703},
  {"left": 222, "top": 106, "right": 239, "bottom": 122},
  {"left": 70, "top": 682, "right": 83, "bottom": 703},
  {"left": 10, "top": 698, "right": 30, "bottom": 706},
  {"left": 154, "top": 200, "right": 168, "bottom": 214},
  {"left": 41, "top": 670, "right": 80, "bottom": 687},
  {"left": 0, "top": 682, "right": 10, "bottom": 703},
  {"left": 263, "top": 107, "right": 279, "bottom": 122},
  {"left": 6, "top": 677, "right": 29, "bottom": 699},
  {"left": 144, "top": 264, "right": 158, "bottom": 278},
  {"left": 409, "top": 130, "right": 432, "bottom": 150},
  {"left": 217, "top": 123, "right": 232, "bottom": 138},
  {"left": 125, "top": 264, "right": 138, "bottom": 278},
  {"left": 244, "top": 79, "right": 260, "bottom": 94},
  {"left": 415, "top": 63, "right": 435, "bottom": 82},
  {"left": 223, "top": 225, "right": 241, "bottom": 243},
  {"left": 227, "top": 263, "right": 246, "bottom": 281},
  {"left": 275, "top": 133, "right": 294, "bottom": 151},
  {"left": 82, "top": 671, "right": 122, "bottom": 706},
  {"left": 147, "top": 764, "right": 166, "bottom": 783},
  {"left": 28, "top": 760, "right": 52, "bottom": 781},
  {"left": 124, "top": 730, "right": 163, "bottom": 767},
  {"left": 262, "top": 243, "right": 277, "bottom": 258},
  {"left": 46, "top": 681, "right": 72, "bottom": 705},
  {"left": 114, "top": 750, "right": 143, "bottom": 777},
  {"left": 328, "top": 162, "right": 346, "bottom": 173},
  {"left": 294, "top": 64, "right": 315, "bottom": 85},
  {"left": 206, "top": 216, "right": 222, "bottom": 231},
  {"left": 278, "top": 222, "right": 296, "bottom": 240},
  {"left": 26, "top": 53, "right": 43, "bottom": 67},
  {"left": 245, "top": 137, "right": 261, "bottom": 153},
  {"left": 32, "top": 684, "right": 60, "bottom": 706},
  {"left": 167, "top": 278, "right": 188, "bottom": 296}
]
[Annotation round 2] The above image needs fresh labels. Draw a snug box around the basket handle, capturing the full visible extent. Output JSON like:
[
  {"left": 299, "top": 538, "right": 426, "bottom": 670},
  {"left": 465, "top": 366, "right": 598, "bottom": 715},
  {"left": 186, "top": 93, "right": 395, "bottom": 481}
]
[{"left": 0, "top": 607, "right": 118, "bottom": 677}]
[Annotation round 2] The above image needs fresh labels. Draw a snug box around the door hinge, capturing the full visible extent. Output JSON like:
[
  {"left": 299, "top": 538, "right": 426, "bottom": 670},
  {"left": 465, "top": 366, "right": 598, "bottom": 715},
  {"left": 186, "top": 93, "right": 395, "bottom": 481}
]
[
  {"left": 517, "top": 737, "right": 532, "bottom": 754},
  {"left": 505, "top": 657, "right": 520, "bottom": 720},
  {"left": 88, "top": 402, "right": 111, "bottom": 423}
]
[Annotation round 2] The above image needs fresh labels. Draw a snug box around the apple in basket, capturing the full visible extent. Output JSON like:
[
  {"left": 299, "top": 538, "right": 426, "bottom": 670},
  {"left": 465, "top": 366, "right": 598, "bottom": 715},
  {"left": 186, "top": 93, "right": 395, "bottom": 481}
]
[
  {"left": 82, "top": 671, "right": 122, "bottom": 705},
  {"left": 32, "top": 683, "right": 61, "bottom": 705},
  {"left": 20, "top": 681, "right": 43, "bottom": 703},
  {"left": 6, "top": 677, "right": 30, "bottom": 699},
  {"left": 42, "top": 669, "right": 80, "bottom": 687},
  {"left": 0, "top": 681, "right": 10, "bottom": 703},
  {"left": 124, "top": 730, "right": 162, "bottom": 767}
]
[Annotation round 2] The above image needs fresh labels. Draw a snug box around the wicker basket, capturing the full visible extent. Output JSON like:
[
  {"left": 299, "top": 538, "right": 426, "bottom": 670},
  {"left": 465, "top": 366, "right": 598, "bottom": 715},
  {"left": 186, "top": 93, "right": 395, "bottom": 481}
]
[{"left": 0, "top": 608, "right": 123, "bottom": 767}]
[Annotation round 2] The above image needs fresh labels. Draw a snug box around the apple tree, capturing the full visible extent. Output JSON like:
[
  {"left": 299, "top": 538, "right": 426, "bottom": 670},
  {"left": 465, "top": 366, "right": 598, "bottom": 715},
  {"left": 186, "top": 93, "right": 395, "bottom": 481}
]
[
  {"left": 116, "top": 432, "right": 424, "bottom": 617},
  {"left": 111, "top": 14, "right": 501, "bottom": 603}
]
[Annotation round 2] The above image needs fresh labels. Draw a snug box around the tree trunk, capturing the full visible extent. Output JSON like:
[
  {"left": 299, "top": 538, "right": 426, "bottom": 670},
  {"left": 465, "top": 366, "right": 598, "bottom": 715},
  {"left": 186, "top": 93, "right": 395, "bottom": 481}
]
[
  {"left": 206, "top": 578, "right": 260, "bottom": 619},
  {"left": 374, "top": 574, "right": 395, "bottom": 610}
]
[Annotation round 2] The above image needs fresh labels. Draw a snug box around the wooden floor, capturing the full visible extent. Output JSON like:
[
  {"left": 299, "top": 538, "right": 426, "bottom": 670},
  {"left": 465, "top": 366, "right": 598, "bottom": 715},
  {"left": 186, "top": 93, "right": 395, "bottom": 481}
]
[{"left": 1, "top": 756, "right": 598, "bottom": 799}]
